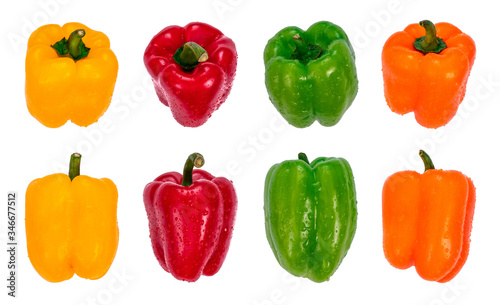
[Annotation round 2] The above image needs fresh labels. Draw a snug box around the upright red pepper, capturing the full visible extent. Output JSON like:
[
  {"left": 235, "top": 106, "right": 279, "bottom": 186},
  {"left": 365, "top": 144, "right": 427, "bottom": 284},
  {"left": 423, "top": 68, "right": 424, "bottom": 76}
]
[
  {"left": 144, "top": 22, "right": 237, "bottom": 127},
  {"left": 143, "top": 153, "right": 237, "bottom": 282}
]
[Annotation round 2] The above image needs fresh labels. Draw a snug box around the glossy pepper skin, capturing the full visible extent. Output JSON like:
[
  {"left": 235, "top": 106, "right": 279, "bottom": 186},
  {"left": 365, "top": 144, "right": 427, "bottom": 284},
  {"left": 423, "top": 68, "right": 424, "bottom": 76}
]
[
  {"left": 25, "top": 153, "right": 119, "bottom": 283},
  {"left": 26, "top": 23, "right": 118, "bottom": 128},
  {"left": 382, "top": 20, "right": 476, "bottom": 128},
  {"left": 143, "top": 153, "right": 237, "bottom": 282},
  {"left": 144, "top": 22, "right": 237, "bottom": 127},
  {"left": 383, "top": 150, "right": 476, "bottom": 282},
  {"left": 264, "top": 153, "right": 357, "bottom": 282},
  {"left": 264, "top": 21, "right": 358, "bottom": 128}
]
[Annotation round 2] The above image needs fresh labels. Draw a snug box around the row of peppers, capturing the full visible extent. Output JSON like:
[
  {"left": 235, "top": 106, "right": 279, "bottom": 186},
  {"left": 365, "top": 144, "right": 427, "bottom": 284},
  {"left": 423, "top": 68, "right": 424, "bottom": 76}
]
[
  {"left": 26, "top": 150, "right": 475, "bottom": 284},
  {"left": 26, "top": 20, "right": 475, "bottom": 129}
]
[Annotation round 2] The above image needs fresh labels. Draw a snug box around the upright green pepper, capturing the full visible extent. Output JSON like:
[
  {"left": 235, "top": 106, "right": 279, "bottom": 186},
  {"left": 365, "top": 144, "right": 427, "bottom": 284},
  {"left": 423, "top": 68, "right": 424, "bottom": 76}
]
[
  {"left": 264, "top": 153, "right": 357, "bottom": 282},
  {"left": 264, "top": 21, "right": 358, "bottom": 128}
]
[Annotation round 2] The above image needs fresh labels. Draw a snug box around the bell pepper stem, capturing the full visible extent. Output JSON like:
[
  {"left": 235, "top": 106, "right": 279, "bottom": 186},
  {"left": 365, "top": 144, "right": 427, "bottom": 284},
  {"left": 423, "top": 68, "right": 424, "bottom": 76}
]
[
  {"left": 421, "top": 21, "right": 438, "bottom": 49},
  {"left": 69, "top": 153, "right": 82, "bottom": 181},
  {"left": 291, "top": 34, "right": 322, "bottom": 65},
  {"left": 419, "top": 150, "right": 435, "bottom": 171},
  {"left": 413, "top": 20, "right": 447, "bottom": 54},
  {"left": 298, "top": 152, "right": 310, "bottom": 164},
  {"left": 181, "top": 153, "right": 205, "bottom": 187},
  {"left": 51, "top": 29, "right": 90, "bottom": 61},
  {"left": 68, "top": 29, "right": 86, "bottom": 59},
  {"left": 173, "top": 42, "right": 208, "bottom": 70},
  {"left": 293, "top": 35, "right": 309, "bottom": 56}
]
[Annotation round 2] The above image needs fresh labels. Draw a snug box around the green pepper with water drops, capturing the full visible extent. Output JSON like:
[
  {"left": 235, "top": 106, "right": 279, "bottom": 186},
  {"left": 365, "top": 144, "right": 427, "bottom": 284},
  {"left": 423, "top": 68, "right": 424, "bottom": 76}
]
[
  {"left": 264, "top": 153, "right": 357, "bottom": 282},
  {"left": 263, "top": 21, "right": 358, "bottom": 128}
]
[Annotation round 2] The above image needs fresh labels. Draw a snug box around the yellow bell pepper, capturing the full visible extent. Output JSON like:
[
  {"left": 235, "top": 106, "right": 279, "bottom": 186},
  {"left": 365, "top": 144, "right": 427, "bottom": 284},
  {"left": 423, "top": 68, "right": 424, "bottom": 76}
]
[
  {"left": 25, "top": 22, "right": 118, "bottom": 128},
  {"left": 25, "top": 153, "right": 119, "bottom": 283}
]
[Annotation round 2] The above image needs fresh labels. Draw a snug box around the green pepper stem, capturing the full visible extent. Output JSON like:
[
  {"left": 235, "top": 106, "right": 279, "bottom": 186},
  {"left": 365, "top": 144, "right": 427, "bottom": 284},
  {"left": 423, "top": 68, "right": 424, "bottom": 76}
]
[
  {"left": 293, "top": 35, "right": 309, "bottom": 56},
  {"left": 413, "top": 20, "right": 447, "bottom": 54},
  {"left": 51, "top": 29, "right": 90, "bottom": 61},
  {"left": 419, "top": 150, "right": 435, "bottom": 172},
  {"left": 68, "top": 29, "right": 86, "bottom": 60},
  {"left": 173, "top": 42, "right": 208, "bottom": 70},
  {"left": 298, "top": 152, "right": 310, "bottom": 164},
  {"left": 69, "top": 153, "right": 82, "bottom": 181},
  {"left": 290, "top": 34, "right": 322, "bottom": 65},
  {"left": 181, "top": 153, "right": 205, "bottom": 187},
  {"left": 421, "top": 20, "right": 438, "bottom": 49}
]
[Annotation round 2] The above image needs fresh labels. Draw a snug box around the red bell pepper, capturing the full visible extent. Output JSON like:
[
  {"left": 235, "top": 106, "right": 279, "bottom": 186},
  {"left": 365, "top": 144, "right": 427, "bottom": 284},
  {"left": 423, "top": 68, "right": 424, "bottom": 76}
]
[
  {"left": 144, "top": 22, "right": 237, "bottom": 127},
  {"left": 143, "top": 153, "right": 237, "bottom": 282}
]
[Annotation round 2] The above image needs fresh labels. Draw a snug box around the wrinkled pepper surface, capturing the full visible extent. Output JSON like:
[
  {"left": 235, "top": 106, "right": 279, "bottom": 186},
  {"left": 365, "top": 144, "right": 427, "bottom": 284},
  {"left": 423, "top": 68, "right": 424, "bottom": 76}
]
[
  {"left": 143, "top": 153, "right": 237, "bottom": 282},
  {"left": 264, "top": 21, "right": 358, "bottom": 128},
  {"left": 264, "top": 153, "right": 357, "bottom": 282},
  {"left": 25, "top": 153, "right": 119, "bottom": 282},
  {"left": 26, "top": 22, "right": 119, "bottom": 128},
  {"left": 144, "top": 22, "right": 237, "bottom": 127},
  {"left": 382, "top": 20, "right": 476, "bottom": 128},
  {"left": 383, "top": 150, "right": 476, "bottom": 282}
]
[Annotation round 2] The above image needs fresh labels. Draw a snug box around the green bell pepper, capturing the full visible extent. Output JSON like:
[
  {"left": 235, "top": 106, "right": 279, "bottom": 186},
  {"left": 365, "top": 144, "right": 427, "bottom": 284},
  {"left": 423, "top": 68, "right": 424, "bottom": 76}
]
[
  {"left": 263, "top": 21, "right": 358, "bottom": 128},
  {"left": 264, "top": 153, "right": 357, "bottom": 282}
]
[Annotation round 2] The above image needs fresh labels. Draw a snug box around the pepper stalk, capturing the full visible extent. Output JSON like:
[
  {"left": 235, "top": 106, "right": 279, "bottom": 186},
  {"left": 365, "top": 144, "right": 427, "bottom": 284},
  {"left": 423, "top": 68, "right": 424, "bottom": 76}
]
[
  {"left": 290, "top": 34, "right": 322, "bottom": 65},
  {"left": 413, "top": 20, "right": 447, "bottom": 54},
  {"left": 51, "top": 29, "right": 90, "bottom": 61},
  {"left": 173, "top": 42, "right": 209, "bottom": 70},
  {"left": 419, "top": 150, "right": 435, "bottom": 172},
  {"left": 298, "top": 152, "right": 310, "bottom": 164},
  {"left": 69, "top": 153, "right": 82, "bottom": 181},
  {"left": 181, "top": 153, "right": 205, "bottom": 186}
]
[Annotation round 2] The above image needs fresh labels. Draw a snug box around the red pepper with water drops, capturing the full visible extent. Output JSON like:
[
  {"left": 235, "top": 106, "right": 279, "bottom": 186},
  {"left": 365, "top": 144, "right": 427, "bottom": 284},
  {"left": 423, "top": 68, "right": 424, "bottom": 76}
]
[
  {"left": 144, "top": 22, "right": 237, "bottom": 127},
  {"left": 143, "top": 153, "right": 237, "bottom": 282}
]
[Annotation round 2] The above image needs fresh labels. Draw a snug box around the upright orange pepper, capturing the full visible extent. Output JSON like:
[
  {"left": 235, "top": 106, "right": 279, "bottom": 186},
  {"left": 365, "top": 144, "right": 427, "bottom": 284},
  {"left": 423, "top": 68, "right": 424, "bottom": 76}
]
[
  {"left": 25, "top": 153, "right": 119, "bottom": 283},
  {"left": 382, "top": 150, "right": 476, "bottom": 282},
  {"left": 382, "top": 20, "right": 476, "bottom": 128}
]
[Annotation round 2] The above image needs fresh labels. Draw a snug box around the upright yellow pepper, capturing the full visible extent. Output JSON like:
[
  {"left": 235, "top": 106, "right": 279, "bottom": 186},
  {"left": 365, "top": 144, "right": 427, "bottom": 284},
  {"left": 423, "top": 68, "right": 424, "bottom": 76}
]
[
  {"left": 25, "top": 153, "right": 119, "bottom": 283},
  {"left": 25, "top": 22, "right": 118, "bottom": 128}
]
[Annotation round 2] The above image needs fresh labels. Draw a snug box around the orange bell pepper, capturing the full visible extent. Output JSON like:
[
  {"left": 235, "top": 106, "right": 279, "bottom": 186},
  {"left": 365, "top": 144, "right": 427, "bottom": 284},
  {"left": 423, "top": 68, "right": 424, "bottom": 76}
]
[
  {"left": 382, "top": 150, "right": 475, "bottom": 282},
  {"left": 382, "top": 20, "right": 476, "bottom": 128},
  {"left": 25, "top": 22, "right": 118, "bottom": 128},
  {"left": 25, "top": 153, "right": 119, "bottom": 283}
]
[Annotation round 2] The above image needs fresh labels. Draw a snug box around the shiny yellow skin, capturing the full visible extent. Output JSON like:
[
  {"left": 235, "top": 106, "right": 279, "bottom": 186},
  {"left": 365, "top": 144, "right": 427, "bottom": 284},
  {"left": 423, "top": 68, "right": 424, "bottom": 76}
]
[
  {"left": 25, "top": 23, "right": 118, "bottom": 128},
  {"left": 25, "top": 173, "right": 119, "bottom": 283}
]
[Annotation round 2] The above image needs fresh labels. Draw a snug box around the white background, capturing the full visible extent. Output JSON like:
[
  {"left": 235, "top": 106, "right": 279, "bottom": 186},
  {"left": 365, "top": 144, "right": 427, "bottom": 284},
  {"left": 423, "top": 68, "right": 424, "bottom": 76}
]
[{"left": 1, "top": 0, "right": 499, "bottom": 304}]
